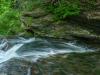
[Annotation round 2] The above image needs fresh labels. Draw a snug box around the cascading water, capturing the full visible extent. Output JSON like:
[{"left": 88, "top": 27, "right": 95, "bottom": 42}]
[
  {"left": 0, "top": 38, "right": 35, "bottom": 63},
  {"left": 0, "top": 37, "right": 95, "bottom": 75}
]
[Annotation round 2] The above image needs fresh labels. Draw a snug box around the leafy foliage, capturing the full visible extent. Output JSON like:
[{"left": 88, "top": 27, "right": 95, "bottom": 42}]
[
  {"left": 43, "top": 0, "right": 80, "bottom": 20},
  {"left": 0, "top": 0, "right": 22, "bottom": 35}
]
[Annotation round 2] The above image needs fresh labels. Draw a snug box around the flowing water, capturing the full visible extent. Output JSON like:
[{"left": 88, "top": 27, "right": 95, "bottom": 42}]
[{"left": 0, "top": 37, "right": 95, "bottom": 75}]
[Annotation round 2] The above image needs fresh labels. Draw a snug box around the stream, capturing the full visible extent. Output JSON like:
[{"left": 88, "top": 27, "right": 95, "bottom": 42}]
[{"left": 0, "top": 37, "right": 96, "bottom": 75}]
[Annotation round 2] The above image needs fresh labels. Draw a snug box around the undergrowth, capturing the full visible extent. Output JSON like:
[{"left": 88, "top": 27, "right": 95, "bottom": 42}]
[
  {"left": 43, "top": 0, "right": 80, "bottom": 20},
  {"left": 0, "top": 0, "right": 22, "bottom": 35}
]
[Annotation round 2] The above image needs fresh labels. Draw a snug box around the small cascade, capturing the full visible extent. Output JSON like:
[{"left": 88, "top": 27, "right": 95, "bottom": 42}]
[
  {"left": 0, "top": 37, "right": 94, "bottom": 64},
  {"left": 0, "top": 38, "right": 35, "bottom": 64},
  {"left": 0, "top": 37, "right": 95, "bottom": 75},
  {"left": 27, "top": 67, "right": 31, "bottom": 75},
  {"left": 0, "top": 44, "right": 23, "bottom": 63},
  {"left": 0, "top": 39, "right": 8, "bottom": 50}
]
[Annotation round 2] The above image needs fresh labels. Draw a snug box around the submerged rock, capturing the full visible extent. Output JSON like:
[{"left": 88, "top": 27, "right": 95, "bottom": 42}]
[{"left": 31, "top": 51, "right": 100, "bottom": 75}]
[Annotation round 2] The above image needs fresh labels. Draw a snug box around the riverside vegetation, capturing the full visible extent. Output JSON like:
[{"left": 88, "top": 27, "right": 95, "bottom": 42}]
[
  {"left": 0, "top": 0, "right": 22, "bottom": 35},
  {"left": 0, "top": 0, "right": 98, "bottom": 35}
]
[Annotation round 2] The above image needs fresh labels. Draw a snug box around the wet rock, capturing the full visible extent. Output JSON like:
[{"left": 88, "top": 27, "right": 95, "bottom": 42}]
[
  {"left": 85, "top": 11, "right": 100, "bottom": 20},
  {"left": 0, "top": 58, "right": 31, "bottom": 75},
  {"left": 31, "top": 51, "right": 100, "bottom": 75},
  {"left": 20, "top": 0, "right": 100, "bottom": 48},
  {"left": 22, "top": 8, "right": 47, "bottom": 18}
]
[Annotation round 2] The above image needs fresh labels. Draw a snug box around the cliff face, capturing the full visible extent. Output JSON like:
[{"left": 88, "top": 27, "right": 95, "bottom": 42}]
[{"left": 20, "top": 0, "right": 100, "bottom": 47}]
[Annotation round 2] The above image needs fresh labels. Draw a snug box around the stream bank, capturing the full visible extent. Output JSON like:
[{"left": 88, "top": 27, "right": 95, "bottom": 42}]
[{"left": 19, "top": 0, "right": 100, "bottom": 48}]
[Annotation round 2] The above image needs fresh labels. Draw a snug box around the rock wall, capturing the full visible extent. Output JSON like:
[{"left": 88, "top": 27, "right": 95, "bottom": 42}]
[{"left": 20, "top": 0, "right": 100, "bottom": 47}]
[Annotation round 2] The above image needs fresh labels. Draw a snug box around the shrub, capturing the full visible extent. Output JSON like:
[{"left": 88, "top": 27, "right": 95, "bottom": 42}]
[
  {"left": 0, "top": 0, "right": 22, "bottom": 35},
  {"left": 43, "top": 0, "right": 80, "bottom": 20}
]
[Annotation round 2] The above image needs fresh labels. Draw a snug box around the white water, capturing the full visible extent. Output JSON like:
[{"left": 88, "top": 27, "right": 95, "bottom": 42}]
[
  {"left": 27, "top": 67, "right": 31, "bottom": 75},
  {"left": 0, "top": 37, "right": 94, "bottom": 64},
  {"left": 0, "top": 38, "right": 35, "bottom": 63}
]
